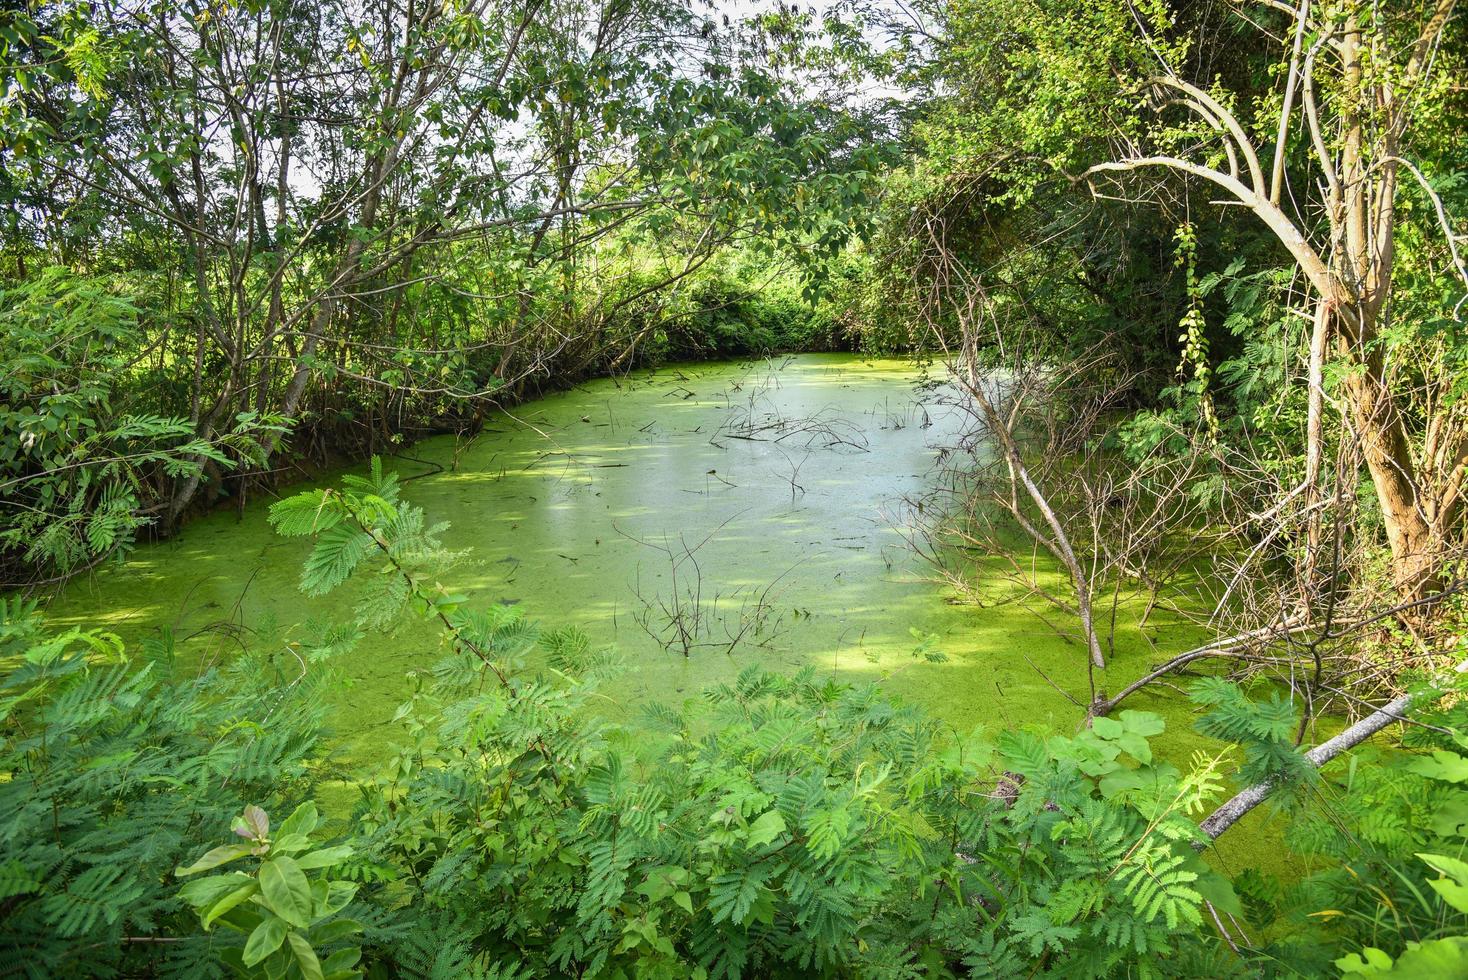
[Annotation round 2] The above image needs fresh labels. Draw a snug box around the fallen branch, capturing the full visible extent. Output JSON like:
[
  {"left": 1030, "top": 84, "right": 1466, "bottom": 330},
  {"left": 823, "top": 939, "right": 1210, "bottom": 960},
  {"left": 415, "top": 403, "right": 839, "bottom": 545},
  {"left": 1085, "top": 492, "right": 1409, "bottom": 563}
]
[
  {"left": 1090, "top": 616, "right": 1311, "bottom": 716},
  {"left": 1195, "top": 656, "right": 1468, "bottom": 845}
]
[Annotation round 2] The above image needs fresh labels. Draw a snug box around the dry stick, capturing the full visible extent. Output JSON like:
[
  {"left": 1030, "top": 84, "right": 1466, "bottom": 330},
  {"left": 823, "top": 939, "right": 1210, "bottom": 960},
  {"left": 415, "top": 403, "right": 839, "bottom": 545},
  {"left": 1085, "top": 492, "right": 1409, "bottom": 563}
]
[
  {"left": 957, "top": 346, "right": 1106, "bottom": 671},
  {"left": 1105, "top": 578, "right": 1468, "bottom": 717},
  {"left": 1091, "top": 615, "right": 1310, "bottom": 715},
  {"left": 1195, "top": 657, "right": 1468, "bottom": 846}
]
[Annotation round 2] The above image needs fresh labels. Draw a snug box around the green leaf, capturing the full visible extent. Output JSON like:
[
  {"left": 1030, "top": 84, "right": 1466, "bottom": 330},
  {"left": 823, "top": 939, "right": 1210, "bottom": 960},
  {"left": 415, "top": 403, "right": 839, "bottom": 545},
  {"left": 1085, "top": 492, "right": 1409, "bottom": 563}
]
[
  {"left": 1430, "top": 796, "right": 1468, "bottom": 839},
  {"left": 1098, "top": 768, "right": 1145, "bottom": 799},
  {"left": 202, "top": 881, "right": 260, "bottom": 929},
  {"left": 1427, "top": 877, "right": 1468, "bottom": 915},
  {"left": 746, "top": 809, "right": 787, "bottom": 848},
  {"left": 1409, "top": 750, "right": 1468, "bottom": 783},
  {"left": 1419, "top": 853, "right": 1468, "bottom": 913},
  {"left": 1115, "top": 732, "right": 1153, "bottom": 764},
  {"left": 1339, "top": 937, "right": 1468, "bottom": 978},
  {"left": 296, "top": 845, "right": 354, "bottom": 870},
  {"left": 176, "top": 843, "right": 254, "bottom": 876},
  {"left": 309, "top": 918, "right": 364, "bottom": 944},
  {"left": 288, "top": 931, "right": 325, "bottom": 980},
  {"left": 299, "top": 525, "right": 374, "bottom": 596},
  {"left": 243, "top": 916, "right": 288, "bottom": 967},
  {"left": 269, "top": 492, "right": 342, "bottom": 537},
  {"left": 1119, "top": 711, "right": 1165, "bottom": 737},
  {"left": 1337, "top": 946, "right": 1396, "bottom": 974},
  {"left": 1419, "top": 852, "right": 1468, "bottom": 878},
  {"left": 1386, "top": 938, "right": 1468, "bottom": 977},
  {"left": 259, "top": 857, "right": 313, "bottom": 928},
  {"left": 178, "top": 872, "right": 251, "bottom": 909},
  {"left": 320, "top": 946, "right": 362, "bottom": 977},
  {"left": 318, "top": 879, "right": 358, "bottom": 917},
  {"left": 277, "top": 801, "right": 319, "bottom": 838},
  {"left": 1187, "top": 859, "right": 1243, "bottom": 917}
]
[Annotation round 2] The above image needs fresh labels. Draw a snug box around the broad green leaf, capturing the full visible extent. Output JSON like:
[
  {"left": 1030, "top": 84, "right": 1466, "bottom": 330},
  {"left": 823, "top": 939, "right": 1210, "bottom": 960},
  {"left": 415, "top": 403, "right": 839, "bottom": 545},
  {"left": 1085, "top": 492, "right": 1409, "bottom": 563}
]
[
  {"left": 1419, "top": 853, "right": 1468, "bottom": 913},
  {"left": 1426, "top": 877, "right": 1468, "bottom": 915},
  {"left": 746, "top": 810, "right": 787, "bottom": 848},
  {"left": 176, "top": 843, "right": 254, "bottom": 876},
  {"left": 309, "top": 918, "right": 364, "bottom": 945},
  {"left": 1099, "top": 769, "right": 1145, "bottom": 799},
  {"left": 296, "top": 845, "right": 354, "bottom": 870},
  {"left": 178, "top": 872, "right": 251, "bottom": 909},
  {"left": 1408, "top": 751, "right": 1468, "bottom": 783},
  {"left": 1339, "top": 937, "right": 1468, "bottom": 978},
  {"left": 319, "top": 880, "right": 358, "bottom": 917},
  {"left": 259, "top": 857, "right": 313, "bottom": 928},
  {"left": 320, "top": 946, "right": 362, "bottom": 977},
  {"left": 1115, "top": 732, "right": 1153, "bottom": 764},
  {"left": 1337, "top": 947, "right": 1396, "bottom": 974},
  {"left": 1119, "top": 710, "right": 1166, "bottom": 737},
  {"left": 277, "top": 802, "right": 320, "bottom": 839},
  {"left": 271, "top": 833, "right": 313, "bottom": 854},
  {"left": 202, "top": 881, "right": 260, "bottom": 929},
  {"left": 1387, "top": 937, "right": 1468, "bottom": 977},
  {"left": 242, "top": 916, "right": 287, "bottom": 967},
  {"left": 1430, "top": 796, "right": 1468, "bottom": 839},
  {"left": 288, "top": 931, "right": 325, "bottom": 980},
  {"left": 1419, "top": 852, "right": 1468, "bottom": 884}
]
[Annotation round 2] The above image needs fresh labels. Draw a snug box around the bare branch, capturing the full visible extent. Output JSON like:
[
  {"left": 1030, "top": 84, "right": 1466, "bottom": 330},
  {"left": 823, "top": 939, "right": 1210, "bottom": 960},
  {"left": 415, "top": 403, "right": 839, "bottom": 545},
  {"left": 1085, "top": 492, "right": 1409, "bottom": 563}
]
[{"left": 1197, "top": 657, "right": 1468, "bottom": 843}]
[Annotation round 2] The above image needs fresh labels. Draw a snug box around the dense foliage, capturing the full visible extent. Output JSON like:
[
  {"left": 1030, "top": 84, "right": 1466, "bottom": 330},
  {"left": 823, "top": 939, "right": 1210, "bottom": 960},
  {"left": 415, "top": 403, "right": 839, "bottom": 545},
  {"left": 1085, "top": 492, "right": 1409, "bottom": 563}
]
[
  {"left": 7, "top": 469, "right": 1468, "bottom": 976},
  {"left": 0, "top": 269, "right": 288, "bottom": 581},
  {"left": 0, "top": 596, "right": 328, "bottom": 976},
  {"left": 0, "top": 0, "right": 894, "bottom": 582},
  {"left": 4, "top": 0, "right": 1468, "bottom": 975},
  {"left": 874, "top": 0, "right": 1468, "bottom": 601}
]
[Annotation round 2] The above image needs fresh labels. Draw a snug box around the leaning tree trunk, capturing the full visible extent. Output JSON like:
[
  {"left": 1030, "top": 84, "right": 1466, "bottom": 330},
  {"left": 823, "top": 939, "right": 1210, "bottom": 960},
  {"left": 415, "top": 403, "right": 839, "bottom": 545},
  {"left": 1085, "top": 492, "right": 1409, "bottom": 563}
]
[
  {"left": 1082, "top": 0, "right": 1463, "bottom": 613},
  {"left": 1340, "top": 321, "right": 1440, "bottom": 596}
]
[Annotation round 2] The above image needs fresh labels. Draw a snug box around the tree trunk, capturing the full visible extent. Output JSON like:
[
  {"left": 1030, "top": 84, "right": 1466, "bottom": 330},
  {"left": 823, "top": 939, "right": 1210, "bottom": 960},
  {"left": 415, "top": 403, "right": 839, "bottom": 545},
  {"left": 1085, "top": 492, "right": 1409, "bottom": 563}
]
[{"left": 1338, "top": 308, "right": 1440, "bottom": 596}]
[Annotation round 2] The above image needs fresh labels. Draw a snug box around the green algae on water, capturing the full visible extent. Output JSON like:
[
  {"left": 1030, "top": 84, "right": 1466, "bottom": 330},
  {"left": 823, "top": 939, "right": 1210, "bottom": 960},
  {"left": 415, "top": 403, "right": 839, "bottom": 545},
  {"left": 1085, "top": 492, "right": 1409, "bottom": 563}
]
[{"left": 47, "top": 353, "right": 1290, "bottom": 876}]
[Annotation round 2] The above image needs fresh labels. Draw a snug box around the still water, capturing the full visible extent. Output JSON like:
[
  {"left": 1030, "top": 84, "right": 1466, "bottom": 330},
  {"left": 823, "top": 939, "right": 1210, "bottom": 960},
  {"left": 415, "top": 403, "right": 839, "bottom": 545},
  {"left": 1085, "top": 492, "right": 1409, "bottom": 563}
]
[{"left": 53, "top": 355, "right": 1199, "bottom": 765}]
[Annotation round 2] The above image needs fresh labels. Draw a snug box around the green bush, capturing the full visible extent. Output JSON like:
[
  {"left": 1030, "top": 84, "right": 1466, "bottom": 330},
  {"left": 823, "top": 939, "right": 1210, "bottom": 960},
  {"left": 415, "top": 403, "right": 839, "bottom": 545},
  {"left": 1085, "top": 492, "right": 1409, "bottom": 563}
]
[
  {"left": 256, "top": 464, "right": 1251, "bottom": 976},
  {"left": 177, "top": 801, "right": 364, "bottom": 980},
  {"left": 0, "top": 269, "right": 286, "bottom": 581},
  {"left": 10, "top": 465, "right": 1467, "bottom": 976},
  {"left": 0, "top": 597, "right": 330, "bottom": 977}
]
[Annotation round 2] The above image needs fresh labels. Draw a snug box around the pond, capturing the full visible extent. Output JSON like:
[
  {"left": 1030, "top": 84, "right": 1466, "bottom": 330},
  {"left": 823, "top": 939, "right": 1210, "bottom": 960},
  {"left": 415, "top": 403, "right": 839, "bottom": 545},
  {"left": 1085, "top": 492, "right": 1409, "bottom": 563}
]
[{"left": 52, "top": 354, "right": 1217, "bottom": 775}]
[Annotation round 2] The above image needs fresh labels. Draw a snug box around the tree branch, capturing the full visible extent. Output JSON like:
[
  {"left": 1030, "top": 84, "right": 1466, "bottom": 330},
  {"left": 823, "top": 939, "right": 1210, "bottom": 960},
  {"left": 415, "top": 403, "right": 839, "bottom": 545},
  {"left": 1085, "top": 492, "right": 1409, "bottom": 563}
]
[{"left": 1196, "top": 657, "right": 1468, "bottom": 844}]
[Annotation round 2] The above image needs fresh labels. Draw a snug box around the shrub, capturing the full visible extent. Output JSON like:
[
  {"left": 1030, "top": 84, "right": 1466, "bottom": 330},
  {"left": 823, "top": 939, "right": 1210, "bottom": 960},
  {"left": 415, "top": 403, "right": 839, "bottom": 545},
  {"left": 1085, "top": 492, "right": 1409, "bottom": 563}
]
[
  {"left": 259, "top": 462, "right": 1244, "bottom": 976},
  {"left": 0, "top": 597, "right": 330, "bottom": 977}
]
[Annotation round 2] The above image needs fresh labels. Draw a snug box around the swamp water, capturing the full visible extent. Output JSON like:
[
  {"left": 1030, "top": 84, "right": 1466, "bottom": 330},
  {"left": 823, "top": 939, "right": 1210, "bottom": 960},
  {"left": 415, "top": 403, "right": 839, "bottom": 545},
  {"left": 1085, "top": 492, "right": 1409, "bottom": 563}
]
[{"left": 51, "top": 354, "right": 1276, "bottom": 867}]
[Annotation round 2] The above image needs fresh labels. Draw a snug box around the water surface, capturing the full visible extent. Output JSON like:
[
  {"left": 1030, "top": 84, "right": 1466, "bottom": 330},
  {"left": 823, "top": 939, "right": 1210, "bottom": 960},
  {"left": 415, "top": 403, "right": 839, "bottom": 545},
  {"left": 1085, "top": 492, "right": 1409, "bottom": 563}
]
[
  {"left": 55, "top": 355, "right": 1203, "bottom": 759},
  {"left": 48, "top": 353, "right": 1296, "bottom": 875}
]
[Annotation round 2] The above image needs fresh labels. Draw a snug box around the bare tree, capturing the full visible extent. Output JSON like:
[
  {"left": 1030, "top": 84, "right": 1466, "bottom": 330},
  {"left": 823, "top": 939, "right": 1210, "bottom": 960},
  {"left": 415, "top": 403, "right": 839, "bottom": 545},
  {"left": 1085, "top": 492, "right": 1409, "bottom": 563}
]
[
  {"left": 904, "top": 186, "right": 1464, "bottom": 721},
  {"left": 1082, "top": 0, "right": 1467, "bottom": 601}
]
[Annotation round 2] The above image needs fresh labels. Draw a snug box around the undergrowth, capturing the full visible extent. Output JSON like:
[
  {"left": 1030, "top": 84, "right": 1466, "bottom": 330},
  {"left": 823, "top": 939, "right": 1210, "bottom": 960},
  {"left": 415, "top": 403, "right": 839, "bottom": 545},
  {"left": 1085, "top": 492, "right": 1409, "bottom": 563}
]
[{"left": 4, "top": 464, "right": 1467, "bottom": 977}]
